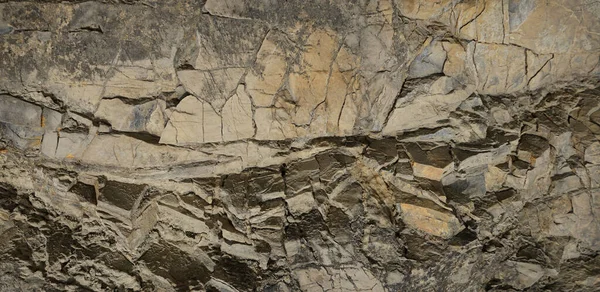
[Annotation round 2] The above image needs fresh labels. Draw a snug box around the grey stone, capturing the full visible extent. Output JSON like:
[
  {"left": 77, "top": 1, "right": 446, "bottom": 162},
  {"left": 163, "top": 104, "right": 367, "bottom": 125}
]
[
  {"left": 0, "top": 1, "right": 598, "bottom": 291},
  {"left": 408, "top": 41, "right": 447, "bottom": 79}
]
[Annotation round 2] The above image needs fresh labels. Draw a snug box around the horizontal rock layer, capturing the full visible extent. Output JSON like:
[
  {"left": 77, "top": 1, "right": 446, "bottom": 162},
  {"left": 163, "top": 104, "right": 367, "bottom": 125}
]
[{"left": 0, "top": 0, "right": 599, "bottom": 291}]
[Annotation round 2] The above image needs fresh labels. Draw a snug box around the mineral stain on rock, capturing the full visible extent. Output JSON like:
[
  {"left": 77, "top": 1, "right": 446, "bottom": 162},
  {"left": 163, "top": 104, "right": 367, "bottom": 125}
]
[{"left": 0, "top": 0, "right": 599, "bottom": 291}]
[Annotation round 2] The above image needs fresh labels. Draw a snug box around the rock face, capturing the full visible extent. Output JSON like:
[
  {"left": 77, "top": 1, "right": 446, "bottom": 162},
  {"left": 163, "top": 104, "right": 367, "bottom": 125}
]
[{"left": 0, "top": 0, "right": 599, "bottom": 291}]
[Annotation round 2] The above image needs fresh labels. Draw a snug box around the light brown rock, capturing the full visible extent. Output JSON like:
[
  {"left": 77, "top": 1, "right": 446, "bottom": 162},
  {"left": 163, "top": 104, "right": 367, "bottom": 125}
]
[
  {"left": 95, "top": 99, "right": 166, "bottom": 136},
  {"left": 245, "top": 33, "right": 288, "bottom": 107},
  {"left": 472, "top": 43, "right": 526, "bottom": 94},
  {"left": 399, "top": 203, "right": 464, "bottom": 239},
  {"left": 177, "top": 68, "right": 245, "bottom": 111},
  {"left": 396, "top": 0, "right": 452, "bottom": 20},
  {"left": 442, "top": 42, "right": 468, "bottom": 81},
  {"left": 221, "top": 85, "right": 254, "bottom": 141},
  {"left": 288, "top": 29, "right": 339, "bottom": 126},
  {"left": 408, "top": 41, "right": 447, "bottom": 79},
  {"left": 383, "top": 87, "right": 473, "bottom": 134},
  {"left": 160, "top": 96, "right": 204, "bottom": 145}
]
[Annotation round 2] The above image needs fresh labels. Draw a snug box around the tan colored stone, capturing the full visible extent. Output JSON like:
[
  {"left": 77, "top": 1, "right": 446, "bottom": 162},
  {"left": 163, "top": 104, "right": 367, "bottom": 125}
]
[
  {"left": 59, "top": 56, "right": 176, "bottom": 106},
  {"left": 2, "top": 2, "right": 600, "bottom": 289},
  {"left": 335, "top": 43, "right": 360, "bottom": 73},
  {"left": 507, "top": 0, "right": 600, "bottom": 54},
  {"left": 429, "top": 76, "right": 456, "bottom": 95},
  {"left": 221, "top": 243, "right": 268, "bottom": 269},
  {"left": 408, "top": 41, "right": 447, "bottom": 79},
  {"left": 159, "top": 96, "right": 203, "bottom": 145},
  {"left": 362, "top": 72, "right": 406, "bottom": 132},
  {"left": 222, "top": 85, "right": 254, "bottom": 141},
  {"left": 485, "top": 165, "right": 508, "bottom": 192},
  {"left": 382, "top": 87, "right": 473, "bottom": 134},
  {"left": 82, "top": 134, "right": 214, "bottom": 168},
  {"left": 458, "top": 0, "right": 505, "bottom": 43},
  {"left": 101, "top": 66, "right": 163, "bottom": 99},
  {"left": 191, "top": 21, "right": 264, "bottom": 72},
  {"left": 526, "top": 50, "right": 552, "bottom": 85},
  {"left": 288, "top": 71, "right": 329, "bottom": 125},
  {"left": 202, "top": 102, "right": 222, "bottom": 143},
  {"left": 337, "top": 91, "right": 360, "bottom": 135},
  {"left": 358, "top": 23, "right": 395, "bottom": 73},
  {"left": 159, "top": 95, "right": 223, "bottom": 145},
  {"left": 585, "top": 142, "right": 600, "bottom": 164},
  {"left": 412, "top": 163, "right": 446, "bottom": 181},
  {"left": 472, "top": 43, "right": 526, "bottom": 94},
  {"left": 307, "top": 104, "right": 328, "bottom": 136},
  {"left": 442, "top": 41, "right": 469, "bottom": 84},
  {"left": 294, "top": 267, "right": 385, "bottom": 292},
  {"left": 203, "top": 0, "right": 247, "bottom": 19},
  {"left": 396, "top": 0, "right": 452, "bottom": 20},
  {"left": 288, "top": 29, "right": 338, "bottom": 126},
  {"left": 146, "top": 104, "right": 167, "bottom": 136},
  {"left": 400, "top": 203, "right": 464, "bottom": 238},
  {"left": 448, "top": 0, "right": 485, "bottom": 33},
  {"left": 54, "top": 132, "right": 88, "bottom": 159},
  {"left": 254, "top": 107, "right": 302, "bottom": 141},
  {"left": 533, "top": 52, "right": 600, "bottom": 91},
  {"left": 245, "top": 34, "right": 288, "bottom": 107},
  {"left": 95, "top": 99, "right": 166, "bottom": 136},
  {"left": 321, "top": 65, "right": 356, "bottom": 135},
  {"left": 46, "top": 83, "right": 104, "bottom": 115},
  {"left": 296, "top": 43, "right": 360, "bottom": 135},
  {"left": 509, "top": 261, "right": 545, "bottom": 290},
  {"left": 177, "top": 68, "right": 245, "bottom": 110},
  {"left": 285, "top": 192, "right": 317, "bottom": 217}
]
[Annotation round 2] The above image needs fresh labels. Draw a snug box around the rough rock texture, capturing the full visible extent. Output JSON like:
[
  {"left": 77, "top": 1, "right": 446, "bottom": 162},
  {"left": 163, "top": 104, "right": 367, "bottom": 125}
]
[{"left": 1, "top": 0, "right": 600, "bottom": 291}]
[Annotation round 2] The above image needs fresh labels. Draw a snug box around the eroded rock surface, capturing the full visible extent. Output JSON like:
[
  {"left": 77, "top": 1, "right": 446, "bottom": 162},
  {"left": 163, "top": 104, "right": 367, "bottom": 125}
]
[{"left": 0, "top": 0, "right": 600, "bottom": 291}]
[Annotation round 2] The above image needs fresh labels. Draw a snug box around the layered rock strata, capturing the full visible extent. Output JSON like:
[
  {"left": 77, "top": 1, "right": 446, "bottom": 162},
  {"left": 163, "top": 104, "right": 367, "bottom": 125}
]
[{"left": 0, "top": 0, "right": 599, "bottom": 291}]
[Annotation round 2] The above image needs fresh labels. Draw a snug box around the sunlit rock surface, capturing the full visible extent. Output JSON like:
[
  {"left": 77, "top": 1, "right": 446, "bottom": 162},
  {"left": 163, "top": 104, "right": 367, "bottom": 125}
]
[{"left": 0, "top": 0, "right": 600, "bottom": 291}]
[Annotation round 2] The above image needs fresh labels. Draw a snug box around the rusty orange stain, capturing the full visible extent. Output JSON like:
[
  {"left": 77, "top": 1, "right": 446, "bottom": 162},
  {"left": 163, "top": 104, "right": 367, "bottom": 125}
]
[
  {"left": 66, "top": 154, "right": 75, "bottom": 159},
  {"left": 32, "top": 138, "right": 42, "bottom": 146}
]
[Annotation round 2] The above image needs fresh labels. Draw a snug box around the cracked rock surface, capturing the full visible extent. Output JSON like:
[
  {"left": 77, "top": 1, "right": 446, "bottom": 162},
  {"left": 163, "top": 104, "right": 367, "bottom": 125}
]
[{"left": 1, "top": 0, "right": 600, "bottom": 291}]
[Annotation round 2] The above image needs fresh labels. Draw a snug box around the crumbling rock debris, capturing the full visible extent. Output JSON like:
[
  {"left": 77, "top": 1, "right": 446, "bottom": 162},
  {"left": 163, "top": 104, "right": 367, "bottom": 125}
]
[{"left": 0, "top": 0, "right": 600, "bottom": 291}]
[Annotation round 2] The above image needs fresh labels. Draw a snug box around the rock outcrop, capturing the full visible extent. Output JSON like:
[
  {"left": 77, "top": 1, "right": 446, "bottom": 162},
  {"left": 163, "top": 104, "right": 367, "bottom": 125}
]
[{"left": 0, "top": 0, "right": 599, "bottom": 291}]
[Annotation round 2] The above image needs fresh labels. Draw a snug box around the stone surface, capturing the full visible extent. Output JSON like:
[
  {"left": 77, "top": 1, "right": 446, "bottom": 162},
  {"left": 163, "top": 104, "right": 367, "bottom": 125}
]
[
  {"left": 95, "top": 99, "right": 166, "bottom": 136},
  {"left": 399, "top": 203, "right": 464, "bottom": 239},
  {"left": 0, "top": 0, "right": 599, "bottom": 291}
]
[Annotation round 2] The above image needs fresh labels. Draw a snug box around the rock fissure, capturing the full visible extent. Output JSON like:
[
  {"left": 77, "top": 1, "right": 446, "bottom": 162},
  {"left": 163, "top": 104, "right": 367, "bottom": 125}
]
[{"left": 0, "top": 0, "right": 600, "bottom": 291}]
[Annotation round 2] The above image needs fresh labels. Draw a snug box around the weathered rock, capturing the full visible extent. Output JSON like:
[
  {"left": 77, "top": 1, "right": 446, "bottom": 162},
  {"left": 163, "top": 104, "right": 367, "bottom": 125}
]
[
  {"left": 159, "top": 96, "right": 222, "bottom": 145},
  {"left": 0, "top": 0, "right": 599, "bottom": 291},
  {"left": 408, "top": 41, "right": 446, "bottom": 79},
  {"left": 222, "top": 85, "right": 255, "bottom": 141},
  {"left": 383, "top": 86, "right": 474, "bottom": 134},
  {"left": 245, "top": 31, "right": 289, "bottom": 107},
  {"left": 399, "top": 203, "right": 464, "bottom": 239},
  {"left": 95, "top": 99, "right": 166, "bottom": 136},
  {"left": 472, "top": 43, "right": 527, "bottom": 95},
  {"left": 0, "top": 95, "right": 44, "bottom": 149},
  {"left": 178, "top": 68, "right": 245, "bottom": 111}
]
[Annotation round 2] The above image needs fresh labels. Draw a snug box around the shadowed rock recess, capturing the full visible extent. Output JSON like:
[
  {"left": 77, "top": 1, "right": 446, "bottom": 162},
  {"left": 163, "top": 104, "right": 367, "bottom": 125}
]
[{"left": 1, "top": 0, "right": 600, "bottom": 291}]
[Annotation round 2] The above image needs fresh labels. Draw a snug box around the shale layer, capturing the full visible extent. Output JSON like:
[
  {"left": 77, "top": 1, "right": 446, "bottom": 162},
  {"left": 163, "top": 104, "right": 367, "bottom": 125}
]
[{"left": 1, "top": 0, "right": 600, "bottom": 291}]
